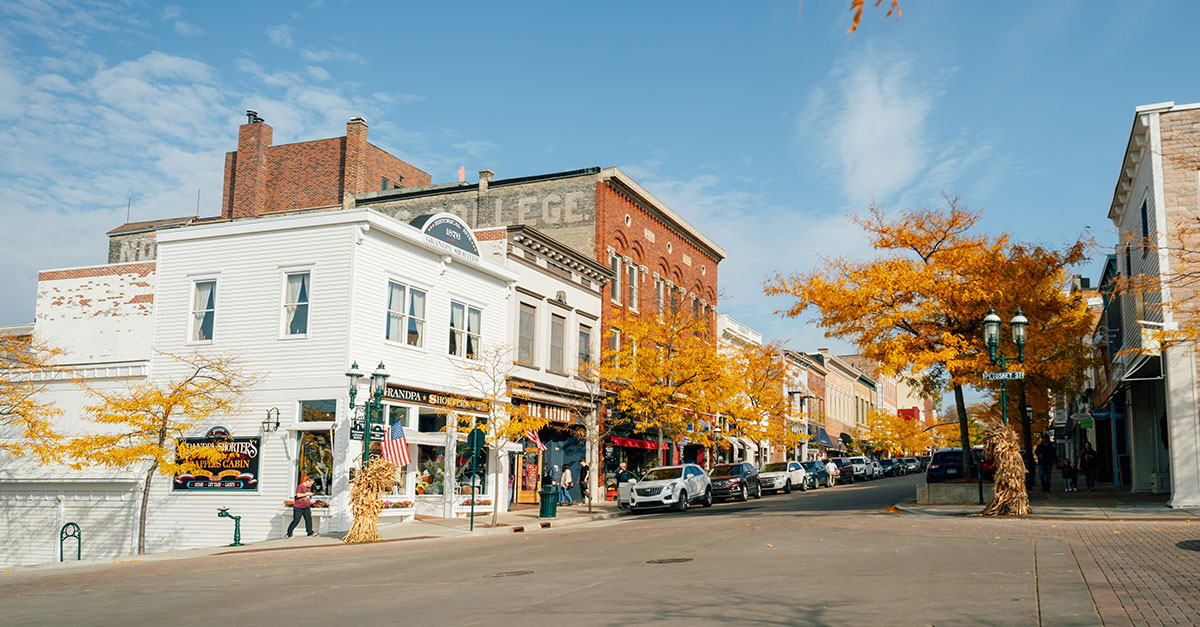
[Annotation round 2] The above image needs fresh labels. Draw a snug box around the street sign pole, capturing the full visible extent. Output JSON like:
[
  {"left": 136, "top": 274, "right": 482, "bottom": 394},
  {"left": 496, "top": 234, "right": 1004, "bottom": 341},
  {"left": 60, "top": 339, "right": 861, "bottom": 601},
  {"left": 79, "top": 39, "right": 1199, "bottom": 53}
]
[{"left": 466, "top": 427, "right": 486, "bottom": 532}]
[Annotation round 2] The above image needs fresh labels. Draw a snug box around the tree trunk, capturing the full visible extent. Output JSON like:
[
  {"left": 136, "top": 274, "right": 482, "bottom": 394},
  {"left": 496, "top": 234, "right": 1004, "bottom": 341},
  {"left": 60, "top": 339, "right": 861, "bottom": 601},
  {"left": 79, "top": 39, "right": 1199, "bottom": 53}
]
[
  {"left": 1019, "top": 382, "right": 1032, "bottom": 455},
  {"left": 953, "top": 384, "right": 972, "bottom": 476},
  {"left": 586, "top": 408, "right": 598, "bottom": 514},
  {"left": 656, "top": 426, "right": 664, "bottom": 466},
  {"left": 491, "top": 436, "right": 503, "bottom": 528},
  {"left": 137, "top": 460, "right": 157, "bottom": 555}
]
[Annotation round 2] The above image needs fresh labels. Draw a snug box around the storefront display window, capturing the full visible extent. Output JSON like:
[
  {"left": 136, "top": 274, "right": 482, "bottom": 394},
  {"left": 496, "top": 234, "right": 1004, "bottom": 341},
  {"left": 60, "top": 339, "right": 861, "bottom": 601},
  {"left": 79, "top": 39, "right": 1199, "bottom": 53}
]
[
  {"left": 386, "top": 406, "right": 410, "bottom": 495},
  {"left": 455, "top": 441, "right": 489, "bottom": 495},
  {"left": 297, "top": 430, "right": 334, "bottom": 495},
  {"left": 299, "top": 399, "right": 336, "bottom": 422},
  {"left": 418, "top": 408, "right": 446, "bottom": 433},
  {"left": 388, "top": 405, "right": 410, "bottom": 428},
  {"left": 416, "top": 445, "right": 445, "bottom": 495}
]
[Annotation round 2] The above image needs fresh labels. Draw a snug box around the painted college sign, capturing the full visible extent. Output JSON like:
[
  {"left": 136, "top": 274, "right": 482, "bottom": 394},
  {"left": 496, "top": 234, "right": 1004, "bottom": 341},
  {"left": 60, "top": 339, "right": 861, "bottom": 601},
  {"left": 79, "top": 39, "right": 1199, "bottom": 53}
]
[{"left": 173, "top": 434, "right": 262, "bottom": 491}]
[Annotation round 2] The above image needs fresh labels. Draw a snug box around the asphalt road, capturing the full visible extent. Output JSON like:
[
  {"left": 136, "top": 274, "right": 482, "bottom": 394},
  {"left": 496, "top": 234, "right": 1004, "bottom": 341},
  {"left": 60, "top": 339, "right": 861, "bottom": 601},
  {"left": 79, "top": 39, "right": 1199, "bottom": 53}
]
[{"left": 0, "top": 473, "right": 1098, "bottom": 626}]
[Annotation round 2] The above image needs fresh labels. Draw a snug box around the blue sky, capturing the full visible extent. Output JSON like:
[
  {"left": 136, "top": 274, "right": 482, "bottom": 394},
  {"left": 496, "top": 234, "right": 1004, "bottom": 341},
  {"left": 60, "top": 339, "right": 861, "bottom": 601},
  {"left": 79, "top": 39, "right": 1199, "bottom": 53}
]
[{"left": 3, "top": 1, "right": 1200, "bottom": 362}]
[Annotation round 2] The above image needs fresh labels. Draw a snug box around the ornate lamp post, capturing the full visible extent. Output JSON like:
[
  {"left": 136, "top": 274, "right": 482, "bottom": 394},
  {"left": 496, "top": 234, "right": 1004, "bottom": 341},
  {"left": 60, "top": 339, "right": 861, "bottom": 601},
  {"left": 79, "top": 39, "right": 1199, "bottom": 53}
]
[
  {"left": 981, "top": 308, "right": 1029, "bottom": 426},
  {"left": 347, "top": 361, "right": 389, "bottom": 465}
]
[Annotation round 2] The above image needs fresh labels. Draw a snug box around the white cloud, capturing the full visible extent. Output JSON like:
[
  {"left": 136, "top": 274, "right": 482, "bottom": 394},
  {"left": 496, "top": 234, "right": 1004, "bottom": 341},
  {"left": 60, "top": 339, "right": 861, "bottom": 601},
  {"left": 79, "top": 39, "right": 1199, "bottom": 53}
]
[
  {"left": 300, "top": 47, "right": 364, "bottom": 64},
  {"left": 161, "top": 6, "right": 202, "bottom": 37},
  {"left": 304, "top": 65, "right": 330, "bottom": 81},
  {"left": 266, "top": 24, "right": 294, "bottom": 48}
]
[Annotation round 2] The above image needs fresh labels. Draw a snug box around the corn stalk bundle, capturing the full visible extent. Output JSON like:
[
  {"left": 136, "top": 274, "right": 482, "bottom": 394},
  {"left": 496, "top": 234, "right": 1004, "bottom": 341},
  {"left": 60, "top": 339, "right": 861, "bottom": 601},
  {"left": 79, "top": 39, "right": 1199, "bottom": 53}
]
[
  {"left": 343, "top": 458, "right": 397, "bottom": 543},
  {"left": 981, "top": 422, "right": 1031, "bottom": 517}
]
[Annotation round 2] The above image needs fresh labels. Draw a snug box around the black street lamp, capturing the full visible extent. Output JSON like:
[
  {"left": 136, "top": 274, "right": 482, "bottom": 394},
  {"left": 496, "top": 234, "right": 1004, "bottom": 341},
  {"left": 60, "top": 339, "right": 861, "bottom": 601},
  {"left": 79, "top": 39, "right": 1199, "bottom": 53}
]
[
  {"left": 347, "top": 361, "right": 389, "bottom": 465},
  {"left": 981, "top": 308, "right": 1029, "bottom": 426}
]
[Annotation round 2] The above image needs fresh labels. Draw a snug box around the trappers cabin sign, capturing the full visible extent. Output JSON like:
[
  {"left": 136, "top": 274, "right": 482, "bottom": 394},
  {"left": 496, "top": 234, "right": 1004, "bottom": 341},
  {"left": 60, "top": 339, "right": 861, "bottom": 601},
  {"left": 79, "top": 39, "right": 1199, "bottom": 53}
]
[{"left": 173, "top": 430, "right": 261, "bottom": 492}]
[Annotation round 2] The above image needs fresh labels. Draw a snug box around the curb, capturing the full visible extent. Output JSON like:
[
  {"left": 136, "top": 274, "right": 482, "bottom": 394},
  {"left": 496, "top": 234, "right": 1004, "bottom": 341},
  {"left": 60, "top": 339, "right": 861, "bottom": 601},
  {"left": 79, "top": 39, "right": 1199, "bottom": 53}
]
[{"left": 893, "top": 502, "right": 1196, "bottom": 522}]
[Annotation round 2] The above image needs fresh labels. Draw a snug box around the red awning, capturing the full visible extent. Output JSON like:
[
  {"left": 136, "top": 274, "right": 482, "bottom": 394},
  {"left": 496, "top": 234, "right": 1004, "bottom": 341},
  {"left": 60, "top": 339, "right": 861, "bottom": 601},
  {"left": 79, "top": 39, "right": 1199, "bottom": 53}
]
[{"left": 610, "top": 436, "right": 665, "bottom": 449}]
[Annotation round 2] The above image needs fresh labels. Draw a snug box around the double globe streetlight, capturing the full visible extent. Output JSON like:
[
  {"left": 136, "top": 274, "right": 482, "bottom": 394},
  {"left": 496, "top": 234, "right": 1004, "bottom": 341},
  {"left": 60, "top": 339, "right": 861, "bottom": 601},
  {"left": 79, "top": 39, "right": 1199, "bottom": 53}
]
[
  {"left": 981, "top": 308, "right": 1029, "bottom": 427},
  {"left": 346, "top": 361, "right": 390, "bottom": 465}
]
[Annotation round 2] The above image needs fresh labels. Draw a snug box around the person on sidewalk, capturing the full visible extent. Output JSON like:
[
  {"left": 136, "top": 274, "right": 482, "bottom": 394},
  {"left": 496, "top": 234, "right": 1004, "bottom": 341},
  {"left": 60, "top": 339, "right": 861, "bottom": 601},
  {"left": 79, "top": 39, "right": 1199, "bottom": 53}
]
[
  {"left": 825, "top": 459, "right": 838, "bottom": 486},
  {"left": 1034, "top": 437, "right": 1058, "bottom": 493},
  {"left": 578, "top": 460, "right": 590, "bottom": 505},
  {"left": 287, "top": 476, "right": 316, "bottom": 537},
  {"left": 1023, "top": 449, "right": 1036, "bottom": 490},
  {"left": 560, "top": 464, "right": 574, "bottom": 506},
  {"left": 1061, "top": 459, "right": 1078, "bottom": 492},
  {"left": 615, "top": 462, "right": 632, "bottom": 486},
  {"left": 1077, "top": 442, "right": 1099, "bottom": 490}
]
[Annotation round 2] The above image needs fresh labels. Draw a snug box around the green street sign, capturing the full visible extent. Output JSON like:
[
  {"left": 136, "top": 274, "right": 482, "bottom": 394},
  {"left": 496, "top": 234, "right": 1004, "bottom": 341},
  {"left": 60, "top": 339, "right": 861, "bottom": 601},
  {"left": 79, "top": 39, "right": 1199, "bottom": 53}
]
[
  {"left": 466, "top": 427, "right": 487, "bottom": 451},
  {"left": 1078, "top": 418, "right": 1094, "bottom": 429}
]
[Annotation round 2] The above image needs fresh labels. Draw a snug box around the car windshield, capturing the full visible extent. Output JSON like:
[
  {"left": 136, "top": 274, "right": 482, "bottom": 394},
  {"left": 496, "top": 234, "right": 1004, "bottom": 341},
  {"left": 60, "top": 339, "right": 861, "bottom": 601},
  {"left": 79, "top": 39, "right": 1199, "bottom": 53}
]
[
  {"left": 761, "top": 463, "right": 788, "bottom": 472},
  {"left": 881, "top": 460, "right": 894, "bottom": 466},
  {"left": 803, "top": 462, "right": 821, "bottom": 471},
  {"left": 831, "top": 459, "right": 847, "bottom": 467},
  {"left": 849, "top": 457, "right": 865, "bottom": 464},
  {"left": 931, "top": 452, "right": 962, "bottom": 464},
  {"left": 641, "top": 467, "right": 682, "bottom": 481},
  {"left": 709, "top": 464, "right": 740, "bottom": 476}
]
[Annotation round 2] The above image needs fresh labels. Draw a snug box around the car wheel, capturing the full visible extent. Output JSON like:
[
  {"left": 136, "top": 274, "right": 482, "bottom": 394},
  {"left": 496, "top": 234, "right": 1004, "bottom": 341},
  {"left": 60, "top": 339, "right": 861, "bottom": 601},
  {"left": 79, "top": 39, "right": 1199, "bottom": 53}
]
[
  {"left": 675, "top": 490, "right": 688, "bottom": 512},
  {"left": 702, "top": 487, "right": 713, "bottom": 507},
  {"left": 785, "top": 479, "right": 793, "bottom": 494},
  {"left": 753, "top": 483, "right": 762, "bottom": 499},
  {"left": 737, "top": 485, "right": 749, "bottom": 502}
]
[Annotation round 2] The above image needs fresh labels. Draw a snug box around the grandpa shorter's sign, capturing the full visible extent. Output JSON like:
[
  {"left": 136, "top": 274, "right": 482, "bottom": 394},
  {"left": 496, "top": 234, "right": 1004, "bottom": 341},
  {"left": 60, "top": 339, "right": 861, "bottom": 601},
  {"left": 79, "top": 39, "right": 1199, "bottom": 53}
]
[{"left": 173, "top": 436, "right": 261, "bottom": 491}]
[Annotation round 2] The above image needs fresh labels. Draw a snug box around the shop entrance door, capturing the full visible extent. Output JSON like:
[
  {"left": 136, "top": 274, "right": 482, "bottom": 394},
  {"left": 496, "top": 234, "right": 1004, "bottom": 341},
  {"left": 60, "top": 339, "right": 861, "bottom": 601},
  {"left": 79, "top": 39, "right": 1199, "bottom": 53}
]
[{"left": 517, "top": 447, "right": 542, "bottom": 504}]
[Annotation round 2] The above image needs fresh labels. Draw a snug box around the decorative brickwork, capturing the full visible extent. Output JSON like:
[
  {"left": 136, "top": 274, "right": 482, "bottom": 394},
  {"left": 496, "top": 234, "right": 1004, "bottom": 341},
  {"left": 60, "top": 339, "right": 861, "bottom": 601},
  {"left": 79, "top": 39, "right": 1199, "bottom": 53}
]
[{"left": 39, "top": 262, "right": 155, "bottom": 282}]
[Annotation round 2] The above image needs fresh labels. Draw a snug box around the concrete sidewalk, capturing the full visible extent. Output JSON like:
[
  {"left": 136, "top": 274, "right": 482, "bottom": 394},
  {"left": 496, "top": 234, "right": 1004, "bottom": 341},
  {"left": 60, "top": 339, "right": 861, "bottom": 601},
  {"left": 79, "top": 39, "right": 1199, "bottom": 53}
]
[
  {"left": 1, "top": 500, "right": 624, "bottom": 576},
  {"left": 897, "top": 482, "right": 1200, "bottom": 520}
]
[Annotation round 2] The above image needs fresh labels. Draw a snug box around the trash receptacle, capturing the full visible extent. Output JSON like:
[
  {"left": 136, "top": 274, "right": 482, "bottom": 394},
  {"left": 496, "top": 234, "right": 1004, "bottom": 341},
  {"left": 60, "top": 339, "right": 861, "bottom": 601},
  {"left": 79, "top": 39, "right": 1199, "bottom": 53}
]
[{"left": 538, "top": 487, "right": 559, "bottom": 518}]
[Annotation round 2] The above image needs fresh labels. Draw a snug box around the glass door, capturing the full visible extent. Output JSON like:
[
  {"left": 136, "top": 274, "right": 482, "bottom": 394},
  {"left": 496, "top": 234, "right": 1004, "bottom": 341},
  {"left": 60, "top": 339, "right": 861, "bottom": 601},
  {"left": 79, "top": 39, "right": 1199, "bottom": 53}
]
[{"left": 517, "top": 447, "right": 542, "bottom": 504}]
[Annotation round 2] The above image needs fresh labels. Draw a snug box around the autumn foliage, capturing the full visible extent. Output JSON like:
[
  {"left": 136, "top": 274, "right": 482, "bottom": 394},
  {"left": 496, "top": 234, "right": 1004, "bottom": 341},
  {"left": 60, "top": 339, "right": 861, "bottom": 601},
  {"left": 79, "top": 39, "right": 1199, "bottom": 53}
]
[{"left": 0, "top": 334, "right": 64, "bottom": 461}]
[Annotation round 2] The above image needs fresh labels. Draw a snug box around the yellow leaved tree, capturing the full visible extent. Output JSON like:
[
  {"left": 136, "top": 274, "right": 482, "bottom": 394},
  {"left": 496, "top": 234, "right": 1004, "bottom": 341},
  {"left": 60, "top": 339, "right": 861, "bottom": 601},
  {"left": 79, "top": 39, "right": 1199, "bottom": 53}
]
[
  {"left": 0, "top": 334, "right": 64, "bottom": 461},
  {"left": 714, "top": 341, "right": 806, "bottom": 460},
  {"left": 64, "top": 352, "right": 256, "bottom": 554},
  {"left": 765, "top": 196, "right": 1091, "bottom": 484},
  {"left": 865, "top": 409, "right": 934, "bottom": 457},
  {"left": 599, "top": 306, "right": 721, "bottom": 465}
]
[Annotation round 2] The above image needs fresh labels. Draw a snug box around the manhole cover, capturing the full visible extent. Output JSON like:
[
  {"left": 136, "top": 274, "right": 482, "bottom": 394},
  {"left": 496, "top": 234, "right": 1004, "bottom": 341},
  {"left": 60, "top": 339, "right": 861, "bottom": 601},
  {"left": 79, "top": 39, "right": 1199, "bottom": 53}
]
[
  {"left": 1177, "top": 540, "right": 1200, "bottom": 552},
  {"left": 486, "top": 570, "right": 534, "bottom": 578},
  {"left": 646, "top": 558, "right": 693, "bottom": 564}
]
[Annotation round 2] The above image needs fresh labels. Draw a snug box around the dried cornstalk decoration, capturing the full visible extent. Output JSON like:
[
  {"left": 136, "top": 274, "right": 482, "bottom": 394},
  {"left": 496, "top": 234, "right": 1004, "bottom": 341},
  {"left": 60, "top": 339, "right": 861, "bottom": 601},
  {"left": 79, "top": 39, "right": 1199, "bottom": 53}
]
[
  {"left": 980, "top": 422, "right": 1030, "bottom": 517},
  {"left": 344, "top": 457, "right": 397, "bottom": 544}
]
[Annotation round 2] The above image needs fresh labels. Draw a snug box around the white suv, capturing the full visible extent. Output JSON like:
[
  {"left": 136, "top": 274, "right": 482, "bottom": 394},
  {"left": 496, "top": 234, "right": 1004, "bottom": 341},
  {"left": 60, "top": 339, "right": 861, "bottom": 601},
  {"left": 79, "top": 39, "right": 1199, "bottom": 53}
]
[
  {"left": 847, "top": 456, "right": 870, "bottom": 481},
  {"left": 629, "top": 464, "right": 712, "bottom": 513}
]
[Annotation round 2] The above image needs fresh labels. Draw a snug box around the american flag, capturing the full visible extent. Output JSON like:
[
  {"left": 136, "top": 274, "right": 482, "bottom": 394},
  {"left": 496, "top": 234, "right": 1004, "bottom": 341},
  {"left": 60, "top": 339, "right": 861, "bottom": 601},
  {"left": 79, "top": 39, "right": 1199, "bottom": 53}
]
[
  {"left": 526, "top": 429, "right": 546, "bottom": 451},
  {"left": 382, "top": 420, "right": 410, "bottom": 466}
]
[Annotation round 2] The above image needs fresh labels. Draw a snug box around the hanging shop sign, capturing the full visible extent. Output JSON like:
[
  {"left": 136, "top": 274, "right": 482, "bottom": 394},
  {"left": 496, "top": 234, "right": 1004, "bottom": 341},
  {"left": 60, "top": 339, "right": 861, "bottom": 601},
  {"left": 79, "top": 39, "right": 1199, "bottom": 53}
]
[
  {"left": 350, "top": 420, "right": 387, "bottom": 441},
  {"left": 172, "top": 434, "right": 261, "bottom": 491},
  {"left": 384, "top": 383, "right": 490, "bottom": 414}
]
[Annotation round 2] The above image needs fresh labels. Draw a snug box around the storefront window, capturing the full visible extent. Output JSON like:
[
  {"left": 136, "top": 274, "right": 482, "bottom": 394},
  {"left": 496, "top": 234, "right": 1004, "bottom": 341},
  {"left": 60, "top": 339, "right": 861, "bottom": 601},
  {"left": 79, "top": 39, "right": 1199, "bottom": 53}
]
[
  {"left": 297, "top": 430, "right": 335, "bottom": 495},
  {"left": 388, "top": 405, "right": 410, "bottom": 428},
  {"left": 299, "top": 399, "right": 336, "bottom": 422},
  {"left": 455, "top": 441, "right": 489, "bottom": 495},
  {"left": 418, "top": 408, "right": 447, "bottom": 433},
  {"left": 416, "top": 445, "right": 445, "bottom": 495},
  {"left": 386, "top": 407, "right": 410, "bottom": 495}
]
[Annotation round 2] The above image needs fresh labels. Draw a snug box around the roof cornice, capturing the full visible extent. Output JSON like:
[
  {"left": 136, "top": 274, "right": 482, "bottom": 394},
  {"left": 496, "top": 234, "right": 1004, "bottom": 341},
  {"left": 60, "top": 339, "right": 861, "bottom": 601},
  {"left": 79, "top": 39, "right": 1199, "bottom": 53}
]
[{"left": 600, "top": 167, "right": 726, "bottom": 262}]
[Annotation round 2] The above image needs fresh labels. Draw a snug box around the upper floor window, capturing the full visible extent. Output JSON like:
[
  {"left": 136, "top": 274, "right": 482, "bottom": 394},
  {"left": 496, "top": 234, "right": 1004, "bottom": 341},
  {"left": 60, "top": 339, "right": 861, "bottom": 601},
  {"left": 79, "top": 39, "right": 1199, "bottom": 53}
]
[
  {"left": 283, "top": 272, "right": 310, "bottom": 337},
  {"left": 191, "top": 279, "right": 216, "bottom": 342},
  {"left": 549, "top": 314, "right": 566, "bottom": 372},
  {"left": 386, "top": 281, "right": 426, "bottom": 347},
  {"left": 627, "top": 264, "right": 639, "bottom": 310},
  {"left": 609, "top": 328, "right": 621, "bottom": 365},
  {"left": 578, "top": 325, "right": 592, "bottom": 369},
  {"left": 610, "top": 254, "right": 622, "bottom": 303},
  {"left": 1140, "top": 199, "right": 1149, "bottom": 242},
  {"left": 518, "top": 303, "right": 536, "bottom": 366},
  {"left": 655, "top": 278, "right": 665, "bottom": 315},
  {"left": 449, "top": 301, "right": 482, "bottom": 359}
]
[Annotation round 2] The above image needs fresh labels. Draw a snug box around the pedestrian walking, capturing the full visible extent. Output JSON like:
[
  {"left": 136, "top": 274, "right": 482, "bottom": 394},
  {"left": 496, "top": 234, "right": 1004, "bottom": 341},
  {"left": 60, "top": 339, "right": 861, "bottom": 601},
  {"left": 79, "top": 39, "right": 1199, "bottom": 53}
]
[
  {"left": 578, "top": 460, "right": 590, "bottom": 505},
  {"left": 560, "top": 464, "right": 574, "bottom": 506},
  {"left": 1022, "top": 449, "right": 1036, "bottom": 490},
  {"left": 825, "top": 459, "right": 838, "bottom": 486},
  {"left": 1034, "top": 437, "right": 1058, "bottom": 493},
  {"left": 1077, "top": 442, "right": 1099, "bottom": 490},
  {"left": 286, "top": 476, "right": 316, "bottom": 537},
  {"left": 615, "top": 462, "right": 632, "bottom": 486},
  {"left": 1061, "top": 460, "right": 1078, "bottom": 492}
]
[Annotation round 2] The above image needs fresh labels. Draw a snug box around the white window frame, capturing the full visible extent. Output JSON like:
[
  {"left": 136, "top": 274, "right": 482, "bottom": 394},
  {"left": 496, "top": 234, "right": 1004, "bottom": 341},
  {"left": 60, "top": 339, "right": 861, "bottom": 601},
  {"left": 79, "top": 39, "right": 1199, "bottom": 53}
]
[
  {"left": 385, "top": 278, "right": 428, "bottom": 350},
  {"left": 549, "top": 313, "right": 566, "bottom": 373},
  {"left": 627, "top": 263, "right": 639, "bottom": 311},
  {"left": 610, "top": 254, "right": 622, "bottom": 305},
  {"left": 449, "top": 300, "right": 483, "bottom": 360},
  {"left": 280, "top": 269, "right": 312, "bottom": 340},
  {"left": 187, "top": 275, "right": 219, "bottom": 345},
  {"left": 578, "top": 324, "right": 593, "bottom": 371},
  {"left": 518, "top": 302, "right": 537, "bottom": 367}
]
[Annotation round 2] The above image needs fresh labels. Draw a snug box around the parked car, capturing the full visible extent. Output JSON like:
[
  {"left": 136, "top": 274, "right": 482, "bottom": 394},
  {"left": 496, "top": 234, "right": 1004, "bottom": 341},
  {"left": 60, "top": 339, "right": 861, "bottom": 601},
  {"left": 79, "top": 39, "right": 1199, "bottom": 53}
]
[
  {"left": 709, "top": 462, "right": 762, "bottom": 501},
  {"left": 801, "top": 460, "right": 831, "bottom": 488},
  {"left": 759, "top": 461, "right": 808, "bottom": 494},
  {"left": 903, "top": 457, "right": 921, "bottom": 473},
  {"left": 917, "top": 456, "right": 931, "bottom": 471},
  {"left": 846, "top": 456, "right": 870, "bottom": 481},
  {"left": 879, "top": 459, "right": 903, "bottom": 477},
  {"left": 926, "top": 448, "right": 983, "bottom": 483},
  {"left": 829, "top": 458, "right": 855, "bottom": 484},
  {"left": 628, "top": 464, "right": 713, "bottom": 512},
  {"left": 868, "top": 459, "right": 884, "bottom": 479}
]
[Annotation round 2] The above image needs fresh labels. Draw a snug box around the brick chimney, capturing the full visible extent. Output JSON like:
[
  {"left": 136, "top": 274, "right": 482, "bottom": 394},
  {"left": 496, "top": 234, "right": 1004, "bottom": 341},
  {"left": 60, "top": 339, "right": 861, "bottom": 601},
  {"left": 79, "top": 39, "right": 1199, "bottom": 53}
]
[
  {"left": 227, "top": 110, "right": 273, "bottom": 218},
  {"left": 478, "top": 169, "right": 494, "bottom": 194},
  {"left": 343, "top": 117, "right": 368, "bottom": 195}
]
